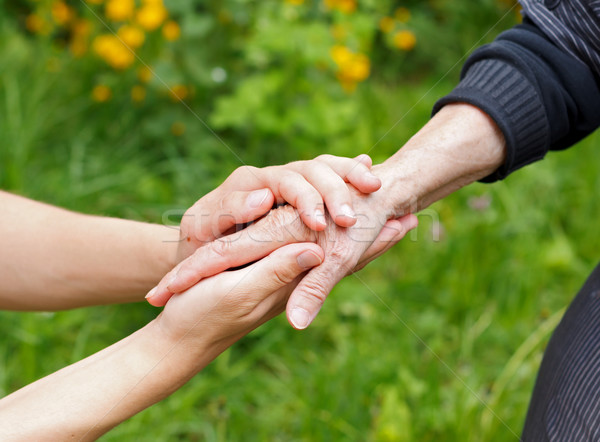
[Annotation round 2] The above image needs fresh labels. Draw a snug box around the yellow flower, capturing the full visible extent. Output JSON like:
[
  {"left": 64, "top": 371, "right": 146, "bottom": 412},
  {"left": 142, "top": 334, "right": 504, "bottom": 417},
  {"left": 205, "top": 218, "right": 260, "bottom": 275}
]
[
  {"left": 393, "top": 30, "right": 416, "bottom": 51},
  {"left": 331, "top": 45, "right": 370, "bottom": 92},
  {"left": 324, "top": 0, "right": 356, "bottom": 14},
  {"left": 169, "top": 84, "right": 189, "bottom": 101},
  {"left": 92, "top": 85, "right": 111, "bottom": 102},
  {"left": 330, "top": 45, "right": 353, "bottom": 66},
  {"left": 378, "top": 16, "right": 395, "bottom": 33},
  {"left": 137, "top": 66, "right": 153, "bottom": 83},
  {"left": 25, "top": 14, "right": 50, "bottom": 35},
  {"left": 105, "top": 0, "right": 134, "bottom": 21},
  {"left": 131, "top": 85, "right": 146, "bottom": 102},
  {"left": 340, "top": 53, "right": 370, "bottom": 82},
  {"left": 136, "top": 3, "right": 168, "bottom": 31},
  {"left": 118, "top": 25, "right": 145, "bottom": 48},
  {"left": 171, "top": 121, "right": 186, "bottom": 137},
  {"left": 394, "top": 7, "right": 411, "bottom": 23},
  {"left": 93, "top": 34, "right": 135, "bottom": 69},
  {"left": 162, "top": 20, "right": 181, "bottom": 41},
  {"left": 92, "top": 34, "right": 114, "bottom": 57},
  {"left": 51, "top": 1, "right": 74, "bottom": 26}
]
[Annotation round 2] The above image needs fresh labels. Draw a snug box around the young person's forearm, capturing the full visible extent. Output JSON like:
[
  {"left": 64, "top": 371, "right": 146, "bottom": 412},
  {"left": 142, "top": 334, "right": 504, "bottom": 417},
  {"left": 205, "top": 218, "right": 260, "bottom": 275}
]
[
  {"left": 0, "top": 320, "right": 222, "bottom": 441},
  {"left": 0, "top": 239, "right": 324, "bottom": 440},
  {"left": 0, "top": 191, "right": 179, "bottom": 310},
  {"left": 372, "top": 103, "right": 507, "bottom": 216}
]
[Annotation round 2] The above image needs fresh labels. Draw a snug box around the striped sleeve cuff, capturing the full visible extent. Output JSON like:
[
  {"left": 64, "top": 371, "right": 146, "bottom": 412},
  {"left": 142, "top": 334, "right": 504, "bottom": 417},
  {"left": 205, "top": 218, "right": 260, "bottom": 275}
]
[{"left": 432, "top": 59, "right": 550, "bottom": 182}]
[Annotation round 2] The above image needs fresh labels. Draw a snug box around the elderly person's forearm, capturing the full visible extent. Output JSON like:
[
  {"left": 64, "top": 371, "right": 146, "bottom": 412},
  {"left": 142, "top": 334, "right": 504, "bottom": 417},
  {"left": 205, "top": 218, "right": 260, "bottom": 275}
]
[{"left": 372, "top": 103, "right": 507, "bottom": 218}]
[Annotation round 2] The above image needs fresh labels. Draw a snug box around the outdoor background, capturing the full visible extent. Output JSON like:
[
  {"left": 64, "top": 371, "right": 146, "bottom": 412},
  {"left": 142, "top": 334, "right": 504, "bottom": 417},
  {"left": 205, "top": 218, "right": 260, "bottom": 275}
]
[{"left": 1, "top": 0, "right": 599, "bottom": 440}]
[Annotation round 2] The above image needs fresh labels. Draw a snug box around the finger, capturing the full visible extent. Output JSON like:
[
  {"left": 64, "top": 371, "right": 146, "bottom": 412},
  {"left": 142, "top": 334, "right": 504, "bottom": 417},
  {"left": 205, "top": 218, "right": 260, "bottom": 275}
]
[
  {"left": 146, "top": 264, "right": 182, "bottom": 307},
  {"left": 316, "top": 154, "right": 381, "bottom": 194},
  {"left": 169, "top": 212, "right": 312, "bottom": 296},
  {"left": 270, "top": 171, "right": 327, "bottom": 231},
  {"left": 189, "top": 188, "right": 275, "bottom": 243},
  {"left": 352, "top": 214, "right": 418, "bottom": 273},
  {"left": 165, "top": 243, "right": 324, "bottom": 328},
  {"left": 299, "top": 161, "right": 358, "bottom": 228},
  {"left": 147, "top": 205, "right": 315, "bottom": 307},
  {"left": 285, "top": 255, "right": 350, "bottom": 330},
  {"left": 234, "top": 242, "right": 324, "bottom": 296},
  {"left": 354, "top": 153, "right": 373, "bottom": 168}
]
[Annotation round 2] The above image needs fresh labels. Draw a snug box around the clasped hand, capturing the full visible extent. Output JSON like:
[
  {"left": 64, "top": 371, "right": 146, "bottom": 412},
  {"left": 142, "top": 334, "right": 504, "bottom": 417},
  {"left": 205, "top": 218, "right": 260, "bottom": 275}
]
[{"left": 149, "top": 154, "right": 417, "bottom": 345}]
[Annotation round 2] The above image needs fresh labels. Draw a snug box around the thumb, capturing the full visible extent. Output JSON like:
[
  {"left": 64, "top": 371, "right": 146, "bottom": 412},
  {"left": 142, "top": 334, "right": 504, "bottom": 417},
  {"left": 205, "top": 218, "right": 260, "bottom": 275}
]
[
  {"left": 242, "top": 243, "right": 325, "bottom": 295},
  {"left": 285, "top": 258, "right": 348, "bottom": 330}
]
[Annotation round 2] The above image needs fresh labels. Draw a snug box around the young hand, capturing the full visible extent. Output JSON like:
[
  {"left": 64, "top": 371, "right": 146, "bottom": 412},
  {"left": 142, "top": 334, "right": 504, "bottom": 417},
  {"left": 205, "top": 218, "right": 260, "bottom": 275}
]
[{"left": 148, "top": 154, "right": 381, "bottom": 306}]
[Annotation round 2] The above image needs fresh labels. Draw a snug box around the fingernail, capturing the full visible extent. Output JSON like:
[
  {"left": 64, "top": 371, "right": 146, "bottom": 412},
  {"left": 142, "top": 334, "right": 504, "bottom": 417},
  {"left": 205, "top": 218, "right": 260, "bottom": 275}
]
[
  {"left": 315, "top": 209, "right": 326, "bottom": 226},
  {"left": 290, "top": 307, "right": 311, "bottom": 330},
  {"left": 297, "top": 250, "right": 323, "bottom": 270},
  {"left": 339, "top": 203, "right": 356, "bottom": 219},
  {"left": 145, "top": 287, "right": 157, "bottom": 299},
  {"left": 365, "top": 171, "right": 379, "bottom": 181},
  {"left": 247, "top": 189, "right": 270, "bottom": 208}
]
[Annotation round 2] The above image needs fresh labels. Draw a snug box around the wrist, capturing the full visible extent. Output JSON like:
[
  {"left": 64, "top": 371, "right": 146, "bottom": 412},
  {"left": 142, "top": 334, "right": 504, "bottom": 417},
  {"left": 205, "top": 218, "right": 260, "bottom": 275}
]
[
  {"left": 148, "top": 316, "right": 228, "bottom": 372},
  {"left": 372, "top": 103, "right": 506, "bottom": 216},
  {"left": 144, "top": 224, "right": 180, "bottom": 276}
]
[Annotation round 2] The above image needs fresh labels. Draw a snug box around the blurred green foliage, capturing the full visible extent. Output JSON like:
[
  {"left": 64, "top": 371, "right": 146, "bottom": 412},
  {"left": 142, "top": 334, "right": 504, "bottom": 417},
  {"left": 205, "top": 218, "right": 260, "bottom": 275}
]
[{"left": 1, "top": 0, "right": 599, "bottom": 441}]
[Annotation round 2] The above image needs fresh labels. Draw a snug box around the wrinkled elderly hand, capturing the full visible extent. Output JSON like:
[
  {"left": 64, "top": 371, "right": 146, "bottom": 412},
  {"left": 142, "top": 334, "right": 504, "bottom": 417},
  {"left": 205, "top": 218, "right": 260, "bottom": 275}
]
[
  {"left": 284, "top": 187, "right": 416, "bottom": 329},
  {"left": 151, "top": 187, "right": 417, "bottom": 328},
  {"left": 147, "top": 154, "right": 382, "bottom": 306},
  {"left": 173, "top": 154, "right": 381, "bottom": 264}
]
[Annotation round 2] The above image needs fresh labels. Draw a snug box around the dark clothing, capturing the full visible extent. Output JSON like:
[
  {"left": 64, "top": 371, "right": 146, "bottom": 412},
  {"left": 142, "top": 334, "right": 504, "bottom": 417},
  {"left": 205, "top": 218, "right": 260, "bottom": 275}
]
[
  {"left": 522, "top": 264, "right": 600, "bottom": 441},
  {"left": 521, "top": 0, "right": 600, "bottom": 75},
  {"left": 433, "top": 2, "right": 600, "bottom": 182},
  {"left": 432, "top": 1, "right": 600, "bottom": 439}
]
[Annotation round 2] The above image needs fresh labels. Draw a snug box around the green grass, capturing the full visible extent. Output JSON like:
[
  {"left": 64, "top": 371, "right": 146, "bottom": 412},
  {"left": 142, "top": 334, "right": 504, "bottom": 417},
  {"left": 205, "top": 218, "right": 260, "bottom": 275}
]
[{"left": 1, "top": 5, "right": 600, "bottom": 441}]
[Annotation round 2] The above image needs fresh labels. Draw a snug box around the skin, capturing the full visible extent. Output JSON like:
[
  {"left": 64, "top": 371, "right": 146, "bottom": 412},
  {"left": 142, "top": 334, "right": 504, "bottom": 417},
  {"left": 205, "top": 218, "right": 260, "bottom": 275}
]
[
  {"left": 0, "top": 167, "right": 417, "bottom": 439},
  {"left": 0, "top": 102, "right": 503, "bottom": 437},
  {"left": 284, "top": 103, "right": 507, "bottom": 328},
  {"left": 0, "top": 191, "right": 178, "bottom": 310},
  {"left": 0, "top": 154, "right": 377, "bottom": 310},
  {"left": 0, "top": 242, "right": 325, "bottom": 440},
  {"left": 156, "top": 103, "right": 507, "bottom": 329},
  {"left": 147, "top": 154, "right": 406, "bottom": 306}
]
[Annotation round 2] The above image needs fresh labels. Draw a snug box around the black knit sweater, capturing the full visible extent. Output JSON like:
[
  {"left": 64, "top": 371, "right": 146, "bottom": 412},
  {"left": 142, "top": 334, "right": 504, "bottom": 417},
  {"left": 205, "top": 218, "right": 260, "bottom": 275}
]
[{"left": 433, "top": 0, "right": 600, "bottom": 182}]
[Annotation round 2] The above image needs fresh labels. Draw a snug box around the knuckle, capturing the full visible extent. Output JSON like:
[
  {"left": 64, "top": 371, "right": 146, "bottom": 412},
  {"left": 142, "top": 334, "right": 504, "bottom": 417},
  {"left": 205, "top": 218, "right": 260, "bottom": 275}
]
[
  {"left": 232, "top": 165, "right": 256, "bottom": 180},
  {"left": 293, "top": 160, "right": 310, "bottom": 170},
  {"left": 298, "top": 278, "right": 328, "bottom": 305},
  {"left": 222, "top": 293, "right": 256, "bottom": 319},
  {"left": 351, "top": 161, "right": 368, "bottom": 173},
  {"left": 316, "top": 154, "right": 334, "bottom": 162},
  {"left": 312, "top": 161, "right": 334, "bottom": 178},
  {"left": 259, "top": 205, "right": 312, "bottom": 242},
  {"left": 178, "top": 258, "right": 195, "bottom": 276},
  {"left": 270, "top": 261, "right": 296, "bottom": 286},
  {"left": 206, "top": 238, "right": 231, "bottom": 262},
  {"left": 325, "top": 241, "right": 355, "bottom": 268}
]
